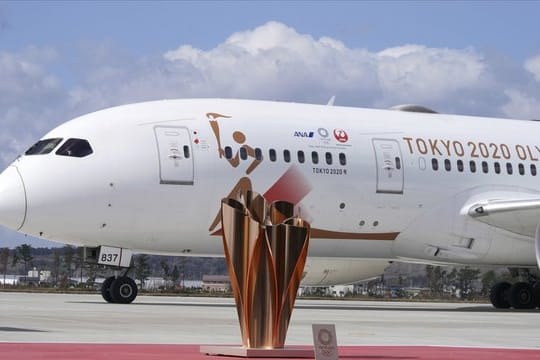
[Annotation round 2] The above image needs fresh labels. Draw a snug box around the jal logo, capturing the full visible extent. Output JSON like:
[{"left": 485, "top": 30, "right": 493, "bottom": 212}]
[
  {"left": 294, "top": 131, "right": 314, "bottom": 138},
  {"left": 333, "top": 129, "right": 348, "bottom": 143}
]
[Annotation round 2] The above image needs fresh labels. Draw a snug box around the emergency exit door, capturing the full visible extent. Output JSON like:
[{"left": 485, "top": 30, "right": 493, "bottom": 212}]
[
  {"left": 372, "top": 139, "right": 403, "bottom": 194},
  {"left": 154, "top": 126, "right": 194, "bottom": 185}
]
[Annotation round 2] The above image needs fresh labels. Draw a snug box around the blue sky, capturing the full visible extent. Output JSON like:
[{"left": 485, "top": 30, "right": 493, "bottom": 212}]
[
  {"left": 2, "top": 2, "right": 539, "bottom": 58},
  {"left": 1, "top": 0, "right": 540, "bottom": 248},
  {"left": 3, "top": 2, "right": 540, "bottom": 62}
]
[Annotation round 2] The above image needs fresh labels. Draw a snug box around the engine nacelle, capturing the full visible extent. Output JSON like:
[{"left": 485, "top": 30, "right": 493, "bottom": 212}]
[{"left": 301, "top": 258, "right": 390, "bottom": 286}]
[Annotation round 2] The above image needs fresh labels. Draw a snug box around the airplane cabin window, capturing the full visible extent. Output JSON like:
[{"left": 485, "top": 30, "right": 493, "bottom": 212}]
[
  {"left": 224, "top": 146, "right": 233, "bottom": 159},
  {"left": 297, "top": 150, "right": 305, "bottom": 163},
  {"left": 269, "top": 149, "right": 277, "bottom": 162},
  {"left": 339, "top": 153, "right": 347, "bottom": 166},
  {"left": 312, "top": 151, "right": 319, "bottom": 164},
  {"left": 283, "top": 150, "right": 291, "bottom": 163},
  {"left": 431, "top": 158, "right": 438, "bottom": 171},
  {"left": 531, "top": 164, "right": 537, "bottom": 176},
  {"left": 325, "top": 152, "right": 332, "bottom": 165},
  {"left": 25, "top": 138, "right": 63, "bottom": 155},
  {"left": 518, "top": 163, "right": 525, "bottom": 175},
  {"left": 255, "top": 148, "right": 263, "bottom": 161},
  {"left": 457, "top": 159, "right": 464, "bottom": 172},
  {"left": 469, "top": 161, "right": 476, "bottom": 173},
  {"left": 482, "top": 161, "right": 488, "bottom": 174},
  {"left": 55, "top": 138, "right": 93, "bottom": 158},
  {"left": 506, "top": 162, "right": 513, "bottom": 175},
  {"left": 395, "top": 157, "right": 401, "bottom": 170},
  {"left": 183, "top": 145, "right": 190, "bottom": 159},
  {"left": 444, "top": 159, "right": 451, "bottom": 171},
  {"left": 239, "top": 147, "right": 248, "bottom": 160},
  {"left": 494, "top": 162, "right": 501, "bottom": 174}
]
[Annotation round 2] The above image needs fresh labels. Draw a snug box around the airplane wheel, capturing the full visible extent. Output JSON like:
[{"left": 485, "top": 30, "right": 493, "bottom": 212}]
[
  {"left": 489, "top": 282, "right": 511, "bottom": 309},
  {"left": 101, "top": 276, "right": 116, "bottom": 303},
  {"left": 534, "top": 284, "right": 540, "bottom": 309},
  {"left": 510, "top": 282, "right": 536, "bottom": 309},
  {"left": 110, "top": 276, "right": 138, "bottom": 304}
]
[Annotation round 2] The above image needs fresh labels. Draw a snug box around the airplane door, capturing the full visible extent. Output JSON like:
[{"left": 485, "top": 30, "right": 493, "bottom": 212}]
[
  {"left": 154, "top": 126, "right": 194, "bottom": 185},
  {"left": 372, "top": 139, "right": 403, "bottom": 194}
]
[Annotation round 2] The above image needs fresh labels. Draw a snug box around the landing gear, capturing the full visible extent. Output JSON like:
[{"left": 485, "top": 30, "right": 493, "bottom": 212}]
[
  {"left": 82, "top": 245, "right": 138, "bottom": 304},
  {"left": 509, "top": 282, "right": 537, "bottom": 309},
  {"left": 110, "top": 276, "right": 138, "bottom": 304},
  {"left": 101, "top": 276, "right": 116, "bottom": 303},
  {"left": 489, "top": 270, "right": 540, "bottom": 309},
  {"left": 489, "top": 282, "right": 511, "bottom": 309},
  {"left": 100, "top": 275, "right": 138, "bottom": 304}
]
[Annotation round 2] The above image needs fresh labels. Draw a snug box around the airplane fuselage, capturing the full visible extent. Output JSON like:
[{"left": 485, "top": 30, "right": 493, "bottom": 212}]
[{"left": 1, "top": 99, "right": 539, "bottom": 277}]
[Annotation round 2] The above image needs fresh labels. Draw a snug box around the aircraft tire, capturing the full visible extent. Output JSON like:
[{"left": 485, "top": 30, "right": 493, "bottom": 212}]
[
  {"left": 509, "top": 282, "right": 536, "bottom": 309},
  {"left": 489, "top": 282, "right": 511, "bottom": 309},
  {"left": 534, "top": 283, "right": 540, "bottom": 309},
  {"left": 110, "top": 276, "right": 138, "bottom": 304},
  {"left": 101, "top": 276, "right": 116, "bottom": 303}
]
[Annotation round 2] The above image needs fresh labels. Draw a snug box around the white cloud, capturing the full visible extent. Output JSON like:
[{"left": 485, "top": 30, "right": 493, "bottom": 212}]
[
  {"left": 0, "top": 48, "right": 60, "bottom": 104},
  {"left": 0, "top": 48, "right": 66, "bottom": 165},
  {"left": 163, "top": 21, "right": 377, "bottom": 103},
  {"left": 376, "top": 45, "right": 486, "bottom": 104},
  {"left": 500, "top": 89, "right": 540, "bottom": 120},
  {"left": 525, "top": 55, "right": 540, "bottom": 82},
  {"left": 162, "top": 22, "right": 494, "bottom": 110},
  {"left": 171, "top": 23, "right": 365, "bottom": 85}
]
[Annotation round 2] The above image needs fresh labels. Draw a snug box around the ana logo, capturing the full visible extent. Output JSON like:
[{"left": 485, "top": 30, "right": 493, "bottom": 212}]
[
  {"left": 294, "top": 131, "right": 314, "bottom": 138},
  {"left": 333, "top": 129, "right": 348, "bottom": 143}
]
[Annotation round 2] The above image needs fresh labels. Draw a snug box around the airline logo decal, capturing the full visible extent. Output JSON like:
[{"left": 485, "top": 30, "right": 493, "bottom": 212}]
[
  {"left": 318, "top": 128, "right": 329, "bottom": 138},
  {"left": 294, "top": 131, "right": 314, "bottom": 138},
  {"left": 333, "top": 129, "right": 348, "bottom": 143}
]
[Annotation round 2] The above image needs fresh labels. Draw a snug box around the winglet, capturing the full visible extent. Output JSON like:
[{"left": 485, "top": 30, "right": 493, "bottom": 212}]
[{"left": 326, "top": 96, "right": 335, "bottom": 106}]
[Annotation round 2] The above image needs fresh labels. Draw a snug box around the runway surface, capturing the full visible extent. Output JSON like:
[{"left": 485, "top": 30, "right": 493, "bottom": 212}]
[{"left": 1, "top": 292, "right": 540, "bottom": 359}]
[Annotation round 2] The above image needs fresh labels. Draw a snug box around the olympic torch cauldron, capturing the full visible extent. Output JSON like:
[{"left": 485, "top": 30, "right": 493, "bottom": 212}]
[{"left": 220, "top": 190, "right": 310, "bottom": 349}]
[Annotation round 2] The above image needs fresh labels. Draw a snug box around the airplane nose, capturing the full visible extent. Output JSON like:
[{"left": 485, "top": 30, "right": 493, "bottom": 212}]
[{"left": 0, "top": 166, "right": 27, "bottom": 231}]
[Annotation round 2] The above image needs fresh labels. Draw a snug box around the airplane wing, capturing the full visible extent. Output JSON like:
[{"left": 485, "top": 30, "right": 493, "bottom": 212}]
[{"left": 468, "top": 198, "right": 540, "bottom": 237}]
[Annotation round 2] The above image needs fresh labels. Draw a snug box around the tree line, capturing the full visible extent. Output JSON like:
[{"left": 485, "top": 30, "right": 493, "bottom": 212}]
[
  {"left": 0, "top": 244, "right": 227, "bottom": 289},
  {"left": 0, "top": 243, "right": 522, "bottom": 300}
]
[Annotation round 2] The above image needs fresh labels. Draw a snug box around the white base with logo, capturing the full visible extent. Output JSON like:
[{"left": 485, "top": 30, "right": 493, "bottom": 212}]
[{"left": 312, "top": 324, "right": 338, "bottom": 360}]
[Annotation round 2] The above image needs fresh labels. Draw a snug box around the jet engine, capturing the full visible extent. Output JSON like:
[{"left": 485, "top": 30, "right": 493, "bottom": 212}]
[{"left": 301, "top": 258, "right": 390, "bottom": 286}]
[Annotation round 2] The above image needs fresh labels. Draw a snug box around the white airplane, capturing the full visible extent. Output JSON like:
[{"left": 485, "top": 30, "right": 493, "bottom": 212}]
[{"left": 0, "top": 98, "right": 539, "bottom": 309}]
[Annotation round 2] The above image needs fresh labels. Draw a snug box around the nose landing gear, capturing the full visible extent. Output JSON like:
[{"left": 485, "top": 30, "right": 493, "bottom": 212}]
[{"left": 82, "top": 246, "right": 139, "bottom": 304}]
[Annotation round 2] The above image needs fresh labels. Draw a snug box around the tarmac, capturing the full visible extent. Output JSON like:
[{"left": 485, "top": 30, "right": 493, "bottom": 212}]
[{"left": 1, "top": 292, "right": 540, "bottom": 359}]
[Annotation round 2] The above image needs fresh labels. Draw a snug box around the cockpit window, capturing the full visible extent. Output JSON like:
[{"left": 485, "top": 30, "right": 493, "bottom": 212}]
[
  {"left": 56, "top": 138, "right": 93, "bottom": 158},
  {"left": 25, "top": 138, "right": 63, "bottom": 155}
]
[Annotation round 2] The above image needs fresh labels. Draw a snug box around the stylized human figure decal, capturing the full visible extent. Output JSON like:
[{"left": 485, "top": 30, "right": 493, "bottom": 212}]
[
  {"left": 205, "top": 112, "right": 398, "bottom": 241},
  {"left": 207, "top": 112, "right": 262, "bottom": 232}
]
